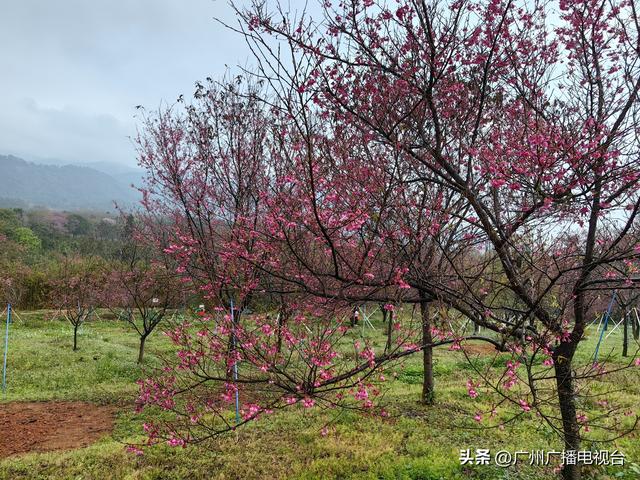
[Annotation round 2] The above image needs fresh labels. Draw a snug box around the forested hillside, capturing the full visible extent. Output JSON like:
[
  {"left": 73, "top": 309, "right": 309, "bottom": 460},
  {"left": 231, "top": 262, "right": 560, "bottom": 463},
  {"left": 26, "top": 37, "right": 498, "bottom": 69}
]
[
  {"left": 0, "top": 208, "right": 129, "bottom": 309},
  {"left": 0, "top": 155, "right": 140, "bottom": 211}
]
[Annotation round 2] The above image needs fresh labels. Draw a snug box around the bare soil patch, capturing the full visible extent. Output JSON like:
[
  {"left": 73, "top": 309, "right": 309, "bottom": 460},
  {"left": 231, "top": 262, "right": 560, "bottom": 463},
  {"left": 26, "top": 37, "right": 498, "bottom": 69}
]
[
  {"left": 0, "top": 401, "right": 115, "bottom": 458},
  {"left": 460, "top": 341, "right": 499, "bottom": 356}
]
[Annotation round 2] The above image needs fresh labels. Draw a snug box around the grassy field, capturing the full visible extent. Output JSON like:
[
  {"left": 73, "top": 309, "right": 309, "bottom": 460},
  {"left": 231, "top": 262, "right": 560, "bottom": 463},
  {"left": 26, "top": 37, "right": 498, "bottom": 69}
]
[{"left": 0, "top": 310, "right": 639, "bottom": 480}]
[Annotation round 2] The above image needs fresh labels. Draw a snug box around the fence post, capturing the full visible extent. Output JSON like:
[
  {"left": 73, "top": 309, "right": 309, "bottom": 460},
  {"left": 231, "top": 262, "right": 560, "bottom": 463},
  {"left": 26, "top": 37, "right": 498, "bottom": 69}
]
[
  {"left": 594, "top": 291, "right": 616, "bottom": 363},
  {"left": 231, "top": 299, "right": 240, "bottom": 425},
  {"left": 2, "top": 304, "right": 11, "bottom": 393}
]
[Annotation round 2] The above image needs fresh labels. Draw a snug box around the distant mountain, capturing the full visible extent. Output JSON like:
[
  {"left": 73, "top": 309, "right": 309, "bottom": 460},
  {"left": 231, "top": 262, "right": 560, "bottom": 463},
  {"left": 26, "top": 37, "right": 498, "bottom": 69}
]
[
  {"left": 80, "top": 161, "right": 143, "bottom": 177},
  {"left": 0, "top": 154, "right": 141, "bottom": 211},
  {"left": 79, "top": 161, "right": 146, "bottom": 190}
]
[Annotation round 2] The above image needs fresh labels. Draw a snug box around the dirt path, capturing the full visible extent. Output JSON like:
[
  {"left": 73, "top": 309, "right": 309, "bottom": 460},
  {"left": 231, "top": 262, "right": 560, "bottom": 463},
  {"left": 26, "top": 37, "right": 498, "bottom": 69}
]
[{"left": 0, "top": 401, "right": 115, "bottom": 458}]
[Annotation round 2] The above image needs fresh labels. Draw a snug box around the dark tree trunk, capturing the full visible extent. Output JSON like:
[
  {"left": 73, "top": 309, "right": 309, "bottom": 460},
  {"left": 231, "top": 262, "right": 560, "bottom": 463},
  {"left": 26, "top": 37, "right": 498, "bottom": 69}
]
[
  {"left": 553, "top": 345, "right": 581, "bottom": 480},
  {"left": 622, "top": 310, "right": 628, "bottom": 357},
  {"left": 380, "top": 304, "right": 388, "bottom": 323},
  {"left": 138, "top": 335, "right": 147, "bottom": 364},
  {"left": 276, "top": 317, "right": 283, "bottom": 353},
  {"left": 420, "top": 300, "right": 434, "bottom": 405},
  {"left": 73, "top": 323, "right": 79, "bottom": 351},
  {"left": 633, "top": 309, "right": 639, "bottom": 340}
]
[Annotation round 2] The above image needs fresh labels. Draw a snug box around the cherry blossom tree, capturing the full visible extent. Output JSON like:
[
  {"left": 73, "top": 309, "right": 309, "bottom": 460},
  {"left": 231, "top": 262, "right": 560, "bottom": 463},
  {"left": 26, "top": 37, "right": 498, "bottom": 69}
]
[
  {"left": 236, "top": 0, "right": 640, "bottom": 478},
  {"left": 252, "top": 128, "right": 476, "bottom": 404},
  {"left": 133, "top": 75, "right": 463, "bottom": 448},
  {"left": 50, "top": 256, "right": 105, "bottom": 351},
  {"left": 218, "top": 27, "right": 482, "bottom": 403},
  {"left": 136, "top": 77, "right": 270, "bottom": 319},
  {"left": 106, "top": 243, "right": 182, "bottom": 364}
]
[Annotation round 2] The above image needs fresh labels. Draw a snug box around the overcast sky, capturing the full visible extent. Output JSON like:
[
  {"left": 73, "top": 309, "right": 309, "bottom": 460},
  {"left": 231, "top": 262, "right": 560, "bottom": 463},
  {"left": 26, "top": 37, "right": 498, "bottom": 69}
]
[{"left": 0, "top": 0, "right": 258, "bottom": 168}]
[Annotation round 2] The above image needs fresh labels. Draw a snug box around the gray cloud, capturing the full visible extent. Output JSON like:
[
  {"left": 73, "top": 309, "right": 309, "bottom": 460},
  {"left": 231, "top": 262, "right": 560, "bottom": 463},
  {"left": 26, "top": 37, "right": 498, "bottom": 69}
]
[
  {"left": 0, "top": 0, "right": 251, "bottom": 167},
  {"left": 0, "top": 97, "right": 134, "bottom": 165}
]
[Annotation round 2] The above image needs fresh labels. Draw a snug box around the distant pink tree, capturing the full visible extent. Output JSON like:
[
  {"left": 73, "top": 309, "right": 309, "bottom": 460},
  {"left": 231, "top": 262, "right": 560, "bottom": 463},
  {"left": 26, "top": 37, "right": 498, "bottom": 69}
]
[
  {"left": 51, "top": 256, "right": 105, "bottom": 351},
  {"left": 106, "top": 243, "right": 182, "bottom": 364}
]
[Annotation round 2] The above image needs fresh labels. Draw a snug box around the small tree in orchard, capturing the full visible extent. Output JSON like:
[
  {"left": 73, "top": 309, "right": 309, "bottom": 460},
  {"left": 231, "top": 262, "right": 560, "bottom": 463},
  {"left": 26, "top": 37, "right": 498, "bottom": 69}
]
[
  {"left": 598, "top": 289, "right": 640, "bottom": 358},
  {"left": 107, "top": 243, "right": 182, "bottom": 364},
  {"left": 51, "top": 256, "right": 105, "bottom": 351}
]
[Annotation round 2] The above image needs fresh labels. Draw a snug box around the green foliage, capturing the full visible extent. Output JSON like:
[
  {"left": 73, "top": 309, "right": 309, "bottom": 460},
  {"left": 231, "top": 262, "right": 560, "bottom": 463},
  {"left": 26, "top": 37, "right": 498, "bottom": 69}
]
[
  {"left": 0, "top": 209, "right": 36, "bottom": 251},
  {"left": 65, "top": 214, "right": 92, "bottom": 236},
  {"left": 0, "top": 208, "right": 129, "bottom": 309},
  {"left": 12, "top": 226, "right": 41, "bottom": 251}
]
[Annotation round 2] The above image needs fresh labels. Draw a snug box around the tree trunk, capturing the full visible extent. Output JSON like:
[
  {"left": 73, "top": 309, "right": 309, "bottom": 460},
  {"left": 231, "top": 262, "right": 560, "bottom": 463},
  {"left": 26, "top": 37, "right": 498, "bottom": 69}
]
[
  {"left": 276, "top": 316, "right": 283, "bottom": 353},
  {"left": 622, "top": 310, "right": 628, "bottom": 357},
  {"left": 420, "top": 300, "right": 434, "bottom": 405},
  {"left": 553, "top": 347, "right": 581, "bottom": 480},
  {"left": 73, "top": 324, "right": 79, "bottom": 351},
  {"left": 633, "top": 309, "right": 639, "bottom": 340},
  {"left": 276, "top": 308, "right": 286, "bottom": 353},
  {"left": 380, "top": 304, "right": 388, "bottom": 323},
  {"left": 385, "top": 311, "right": 393, "bottom": 353},
  {"left": 138, "top": 335, "right": 147, "bottom": 364}
]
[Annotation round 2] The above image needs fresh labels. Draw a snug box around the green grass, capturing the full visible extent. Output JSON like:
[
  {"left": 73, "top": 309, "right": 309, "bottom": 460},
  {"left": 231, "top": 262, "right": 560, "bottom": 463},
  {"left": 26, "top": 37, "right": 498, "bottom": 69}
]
[{"left": 0, "top": 311, "right": 638, "bottom": 479}]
